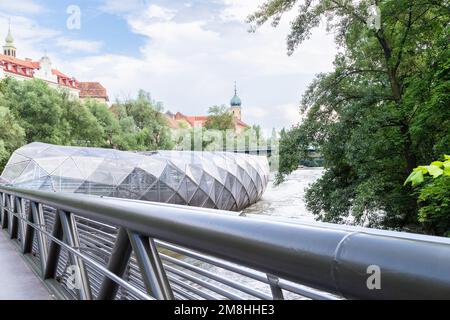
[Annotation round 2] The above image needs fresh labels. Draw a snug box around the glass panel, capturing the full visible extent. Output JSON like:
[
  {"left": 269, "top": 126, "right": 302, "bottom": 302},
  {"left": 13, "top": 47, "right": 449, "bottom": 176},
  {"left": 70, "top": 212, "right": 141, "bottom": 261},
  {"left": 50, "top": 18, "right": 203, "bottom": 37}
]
[
  {"left": 3, "top": 143, "right": 271, "bottom": 211},
  {"left": 2, "top": 161, "right": 30, "bottom": 182}
]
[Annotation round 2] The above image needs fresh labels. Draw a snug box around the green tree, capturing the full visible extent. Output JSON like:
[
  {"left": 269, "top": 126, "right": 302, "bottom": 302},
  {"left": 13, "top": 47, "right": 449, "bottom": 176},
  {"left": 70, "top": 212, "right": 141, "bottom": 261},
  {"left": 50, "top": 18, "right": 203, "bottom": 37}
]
[
  {"left": 0, "top": 106, "right": 25, "bottom": 170},
  {"left": 205, "top": 105, "right": 235, "bottom": 131},
  {"left": 405, "top": 156, "right": 450, "bottom": 236},
  {"left": 59, "top": 94, "right": 105, "bottom": 147},
  {"left": 114, "top": 90, "right": 173, "bottom": 150},
  {"left": 275, "top": 125, "right": 308, "bottom": 185},
  {"left": 0, "top": 78, "right": 106, "bottom": 148},
  {"left": 1, "top": 78, "right": 65, "bottom": 144},
  {"left": 250, "top": 0, "right": 450, "bottom": 231},
  {"left": 0, "top": 78, "right": 175, "bottom": 174},
  {"left": 86, "top": 99, "right": 122, "bottom": 148}
]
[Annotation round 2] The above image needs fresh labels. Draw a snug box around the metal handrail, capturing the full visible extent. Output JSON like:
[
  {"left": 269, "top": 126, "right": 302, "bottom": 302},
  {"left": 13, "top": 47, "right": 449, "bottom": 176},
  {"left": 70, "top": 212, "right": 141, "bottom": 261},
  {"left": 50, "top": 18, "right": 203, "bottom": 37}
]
[
  {"left": 1, "top": 185, "right": 450, "bottom": 300},
  {"left": 1, "top": 202, "right": 152, "bottom": 300}
]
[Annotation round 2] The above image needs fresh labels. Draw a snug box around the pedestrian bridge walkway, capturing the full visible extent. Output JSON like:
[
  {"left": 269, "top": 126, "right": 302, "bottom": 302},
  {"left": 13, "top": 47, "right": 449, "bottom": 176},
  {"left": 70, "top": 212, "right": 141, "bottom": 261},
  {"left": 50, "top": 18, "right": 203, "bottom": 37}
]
[
  {"left": 1, "top": 185, "right": 450, "bottom": 300},
  {"left": 0, "top": 230, "right": 52, "bottom": 300}
]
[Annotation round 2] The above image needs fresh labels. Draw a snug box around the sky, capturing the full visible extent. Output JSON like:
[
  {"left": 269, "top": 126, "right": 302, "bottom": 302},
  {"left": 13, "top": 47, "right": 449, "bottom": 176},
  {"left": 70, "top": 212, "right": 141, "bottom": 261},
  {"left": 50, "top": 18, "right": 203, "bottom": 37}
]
[{"left": 0, "top": 0, "right": 338, "bottom": 134}]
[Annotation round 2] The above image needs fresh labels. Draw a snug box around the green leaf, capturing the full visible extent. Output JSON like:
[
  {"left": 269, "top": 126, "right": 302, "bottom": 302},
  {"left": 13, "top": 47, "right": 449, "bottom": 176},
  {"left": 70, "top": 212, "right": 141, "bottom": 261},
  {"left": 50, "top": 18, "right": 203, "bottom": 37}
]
[
  {"left": 444, "top": 166, "right": 450, "bottom": 177},
  {"left": 444, "top": 155, "right": 450, "bottom": 160},
  {"left": 404, "top": 172, "right": 414, "bottom": 185},
  {"left": 427, "top": 165, "right": 444, "bottom": 178},
  {"left": 431, "top": 161, "right": 444, "bottom": 167},
  {"left": 416, "top": 166, "right": 429, "bottom": 174},
  {"left": 405, "top": 170, "right": 425, "bottom": 186}
]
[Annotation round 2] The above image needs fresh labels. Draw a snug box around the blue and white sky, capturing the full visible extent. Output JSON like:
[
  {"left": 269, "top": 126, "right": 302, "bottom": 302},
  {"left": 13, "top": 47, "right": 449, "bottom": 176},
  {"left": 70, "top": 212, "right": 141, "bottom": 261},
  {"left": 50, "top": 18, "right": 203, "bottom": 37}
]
[{"left": 0, "top": 0, "right": 337, "bottom": 132}]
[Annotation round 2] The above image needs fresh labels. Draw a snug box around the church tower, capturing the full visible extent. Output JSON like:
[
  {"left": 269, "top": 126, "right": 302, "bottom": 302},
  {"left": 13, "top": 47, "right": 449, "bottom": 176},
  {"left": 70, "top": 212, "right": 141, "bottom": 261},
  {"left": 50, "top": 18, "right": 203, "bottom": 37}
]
[
  {"left": 3, "top": 22, "right": 16, "bottom": 57},
  {"left": 230, "top": 81, "right": 242, "bottom": 120}
]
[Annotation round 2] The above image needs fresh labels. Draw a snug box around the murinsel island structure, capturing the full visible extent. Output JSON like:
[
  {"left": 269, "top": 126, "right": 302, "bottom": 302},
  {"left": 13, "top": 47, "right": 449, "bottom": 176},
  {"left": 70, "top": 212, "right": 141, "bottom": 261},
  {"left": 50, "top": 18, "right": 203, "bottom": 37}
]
[{"left": 1, "top": 143, "right": 270, "bottom": 211}]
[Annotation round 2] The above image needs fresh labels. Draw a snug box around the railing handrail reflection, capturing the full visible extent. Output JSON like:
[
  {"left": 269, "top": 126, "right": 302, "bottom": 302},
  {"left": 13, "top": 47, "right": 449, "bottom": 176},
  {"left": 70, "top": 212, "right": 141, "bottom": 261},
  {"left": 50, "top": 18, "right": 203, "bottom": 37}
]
[{"left": 1, "top": 185, "right": 450, "bottom": 300}]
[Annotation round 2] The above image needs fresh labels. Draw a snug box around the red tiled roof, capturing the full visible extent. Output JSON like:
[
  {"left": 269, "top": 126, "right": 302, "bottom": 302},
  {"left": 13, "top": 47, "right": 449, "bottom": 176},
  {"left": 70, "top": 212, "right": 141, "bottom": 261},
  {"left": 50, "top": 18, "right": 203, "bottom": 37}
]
[
  {"left": 164, "top": 114, "right": 181, "bottom": 129},
  {"left": 175, "top": 113, "right": 208, "bottom": 126},
  {"left": 185, "top": 116, "right": 208, "bottom": 127},
  {"left": 52, "top": 68, "right": 70, "bottom": 79},
  {"left": 0, "top": 54, "right": 78, "bottom": 88},
  {"left": 174, "top": 112, "right": 248, "bottom": 129},
  {"left": 79, "top": 82, "right": 109, "bottom": 101},
  {"left": 0, "top": 53, "right": 36, "bottom": 69},
  {"left": 234, "top": 118, "right": 248, "bottom": 128}
]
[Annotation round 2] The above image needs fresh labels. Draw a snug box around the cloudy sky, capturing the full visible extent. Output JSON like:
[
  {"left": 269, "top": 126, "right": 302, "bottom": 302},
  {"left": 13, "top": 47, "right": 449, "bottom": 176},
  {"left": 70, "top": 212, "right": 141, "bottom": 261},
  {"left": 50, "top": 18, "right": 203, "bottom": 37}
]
[{"left": 0, "top": 0, "right": 337, "bottom": 133}]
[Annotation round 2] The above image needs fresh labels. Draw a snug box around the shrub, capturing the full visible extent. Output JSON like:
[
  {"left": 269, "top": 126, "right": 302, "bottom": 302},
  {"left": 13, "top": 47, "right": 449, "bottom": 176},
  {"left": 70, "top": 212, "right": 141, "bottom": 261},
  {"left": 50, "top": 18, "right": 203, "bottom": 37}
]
[{"left": 405, "top": 155, "right": 450, "bottom": 236}]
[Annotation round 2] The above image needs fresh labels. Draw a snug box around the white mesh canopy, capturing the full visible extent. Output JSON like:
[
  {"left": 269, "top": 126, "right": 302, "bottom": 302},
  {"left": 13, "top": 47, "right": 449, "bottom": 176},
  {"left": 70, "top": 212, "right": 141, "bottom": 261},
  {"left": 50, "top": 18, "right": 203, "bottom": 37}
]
[{"left": 1, "top": 143, "right": 270, "bottom": 211}]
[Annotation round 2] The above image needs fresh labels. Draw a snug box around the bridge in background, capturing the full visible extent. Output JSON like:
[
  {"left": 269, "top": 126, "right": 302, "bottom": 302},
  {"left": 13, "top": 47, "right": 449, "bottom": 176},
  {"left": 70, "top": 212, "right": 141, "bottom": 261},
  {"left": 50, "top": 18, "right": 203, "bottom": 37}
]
[
  {"left": 229, "top": 146, "right": 323, "bottom": 165},
  {"left": 228, "top": 146, "right": 277, "bottom": 157},
  {"left": 1, "top": 185, "right": 450, "bottom": 300}
]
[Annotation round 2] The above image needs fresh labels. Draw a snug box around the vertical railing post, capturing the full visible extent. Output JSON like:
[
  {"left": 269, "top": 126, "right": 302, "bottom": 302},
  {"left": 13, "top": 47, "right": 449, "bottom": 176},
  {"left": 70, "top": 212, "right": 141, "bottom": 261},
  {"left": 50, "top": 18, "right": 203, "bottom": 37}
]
[
  {"left": 7, "top": 195, "right": 18, "bottom": 239},
  {"left": 22, "top": 200, "right": 35, "bottom": 254},
  {"left": 58, "top": 210, "right": 92, "bottom": 300},
  {"left": 43, "top": 211, "right": 63, "bottom": 280},
  {"left": 267, "top": 274, "right": 284, "bottom": 300},
  {"left": 128, "top": 232, "right": 173, "bottom": 300},
  {"left": 15, "top": 197, "right": 27, "bottom": 251},
  {"left": 31, "top": 202, "right": 49, "bottom": 273},
  {"left": 97, "top": 228, "right": 132, "bottom": 300},
  {"left": 0, "top": 192, "right": 7, "bottom": 229}
]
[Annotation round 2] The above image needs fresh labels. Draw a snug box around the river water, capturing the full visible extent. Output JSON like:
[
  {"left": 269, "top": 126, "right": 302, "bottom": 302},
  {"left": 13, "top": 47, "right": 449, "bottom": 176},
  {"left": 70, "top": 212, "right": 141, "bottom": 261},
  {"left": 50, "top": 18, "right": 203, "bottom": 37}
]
[{"left": 243, "top": 167, "right": 324, "bottom": 222}]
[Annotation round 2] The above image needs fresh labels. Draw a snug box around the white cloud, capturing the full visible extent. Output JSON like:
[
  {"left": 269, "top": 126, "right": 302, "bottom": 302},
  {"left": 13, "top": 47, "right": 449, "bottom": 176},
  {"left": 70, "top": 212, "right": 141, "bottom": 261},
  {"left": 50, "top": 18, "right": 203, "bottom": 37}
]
[
  {"left": 0, "top": 16, "right": 58, "bottom": 60},
  {"left": 99, "top": 0, "right": 145, "bottom": 14},
  {"left": 220, "top": 0, "right": 259, "bottom": 22},
  {"left": 0, "top": 15, "right": 103, "bottom": 59},
  {"left": 282, "top": 103, "right": 304, "bottom": 127},
  {"left": 145, "top": 5, "right": 176, "bottom": 21},
  {"left": 244, "top": 106, "right": 269, "bottom": 119},
  {"left": 0, "top": 0, "right": 44, "bottom": 15},
  {"left": 6, "top": 0, "right": 338, "bottom": 132},
  {"left": 55, "top": 37, "right": 103, "bottom": 54}
]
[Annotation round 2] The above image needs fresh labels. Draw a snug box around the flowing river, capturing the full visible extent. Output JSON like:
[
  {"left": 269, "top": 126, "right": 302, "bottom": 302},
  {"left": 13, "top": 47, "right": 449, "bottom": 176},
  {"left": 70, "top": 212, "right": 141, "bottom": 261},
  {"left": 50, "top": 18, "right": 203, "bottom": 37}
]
[{"left": 243, "top": 167, "right": 324, "bottom": 221}]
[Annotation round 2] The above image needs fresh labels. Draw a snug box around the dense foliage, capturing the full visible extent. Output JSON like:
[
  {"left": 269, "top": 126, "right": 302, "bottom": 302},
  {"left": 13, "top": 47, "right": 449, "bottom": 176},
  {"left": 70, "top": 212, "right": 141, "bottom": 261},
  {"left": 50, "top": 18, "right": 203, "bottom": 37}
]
[
  {"left": 250, "top": 0, "right": 450, "bottom": 233},
  {"left": 405, "top": 156, "right": 450, "bottom": 236},
  {"left": 173, "top": 105, "right": 271, "bottom": 152},
  {"left": 111, "top": 90, "right": 173, "bottom": 151},
  {"left": 0, "top": 106, "right": 25, "bottom": 170},
  {"left": 0, "top": 78, "right": 173, "bottom": 172},
  {"left": 274, "top": 126, "right": 308, "bottom": 185},
  {"left": 205, "top": 105, "right": 235, "bottom": 131}
]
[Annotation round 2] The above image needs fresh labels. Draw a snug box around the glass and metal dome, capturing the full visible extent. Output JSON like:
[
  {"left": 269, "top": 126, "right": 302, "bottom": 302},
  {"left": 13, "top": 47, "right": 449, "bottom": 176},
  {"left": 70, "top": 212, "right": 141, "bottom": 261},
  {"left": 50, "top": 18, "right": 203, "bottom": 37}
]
[{"left": 1, "top": 143, "right": 270, "bottom": 212}]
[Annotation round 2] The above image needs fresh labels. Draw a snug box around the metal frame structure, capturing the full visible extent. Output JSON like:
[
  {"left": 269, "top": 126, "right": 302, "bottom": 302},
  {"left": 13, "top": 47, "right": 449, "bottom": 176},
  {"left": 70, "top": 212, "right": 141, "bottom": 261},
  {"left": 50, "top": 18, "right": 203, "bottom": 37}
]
[
  {"left": 2, "top": 143, "right": 270, "bottom": 212},
  {"left": 1, "top": 185, "right": 450, "bottom": 300}
]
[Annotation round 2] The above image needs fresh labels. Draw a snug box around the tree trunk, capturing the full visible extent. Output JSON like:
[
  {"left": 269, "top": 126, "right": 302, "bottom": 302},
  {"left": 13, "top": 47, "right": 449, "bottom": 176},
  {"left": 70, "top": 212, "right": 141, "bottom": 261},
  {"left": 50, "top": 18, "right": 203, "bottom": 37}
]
[{"left": 400, "top": 124, "right": 418, "bottom": 173}]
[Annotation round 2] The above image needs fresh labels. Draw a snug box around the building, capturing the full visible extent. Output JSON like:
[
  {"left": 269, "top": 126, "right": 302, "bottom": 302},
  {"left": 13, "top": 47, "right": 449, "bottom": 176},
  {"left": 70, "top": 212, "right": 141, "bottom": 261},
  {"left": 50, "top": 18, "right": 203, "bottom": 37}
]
[
  {"left": 166, "top": 83, "right": 248, "bottom": 133},
  {"left": 79, "top": 82, "right": 109, "bottom": 103},
  {"left": 0, "top": 25, "right": 108, "bottom": 102}
]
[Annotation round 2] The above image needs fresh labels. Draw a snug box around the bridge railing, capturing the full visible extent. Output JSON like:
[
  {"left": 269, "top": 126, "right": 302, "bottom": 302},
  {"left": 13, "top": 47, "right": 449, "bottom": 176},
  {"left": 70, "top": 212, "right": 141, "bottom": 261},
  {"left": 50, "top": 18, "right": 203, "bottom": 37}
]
[{"left": 1, "top": 185, "right": 450, "bottom": 300}]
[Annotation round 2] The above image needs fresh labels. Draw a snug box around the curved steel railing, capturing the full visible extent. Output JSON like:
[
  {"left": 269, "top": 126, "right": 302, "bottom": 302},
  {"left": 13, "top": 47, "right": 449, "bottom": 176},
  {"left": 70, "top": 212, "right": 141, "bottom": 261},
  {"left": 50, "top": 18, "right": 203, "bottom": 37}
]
[{"left": 1, "top": 185, "right": 450, "bottom": 300}]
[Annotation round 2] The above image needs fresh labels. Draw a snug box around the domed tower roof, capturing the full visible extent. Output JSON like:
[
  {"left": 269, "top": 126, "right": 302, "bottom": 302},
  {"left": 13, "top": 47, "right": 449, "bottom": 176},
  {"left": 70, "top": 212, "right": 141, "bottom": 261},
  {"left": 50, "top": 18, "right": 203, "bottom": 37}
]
[
  {"left": 3, "top": 20, "right": 17, "bottom": 57},
  {"left": 5, "top": 18, "right": 14, "bottom": 44},
  {"left": 230, "top": 82, "right": 242, "bottom": 107},
  {"left": 5, "top": 28, "right": 13, "bottom": 44},
  {"left": 40, "top": 53, "right": 52, "bottom": 65}
]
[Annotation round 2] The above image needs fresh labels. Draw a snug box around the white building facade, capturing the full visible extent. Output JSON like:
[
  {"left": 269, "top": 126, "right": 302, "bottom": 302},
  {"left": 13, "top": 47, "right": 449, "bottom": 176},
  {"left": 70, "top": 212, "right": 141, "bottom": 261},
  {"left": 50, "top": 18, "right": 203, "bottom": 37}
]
[{"left": 0, "top": 26, "right": 107, "bottom": 101}]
